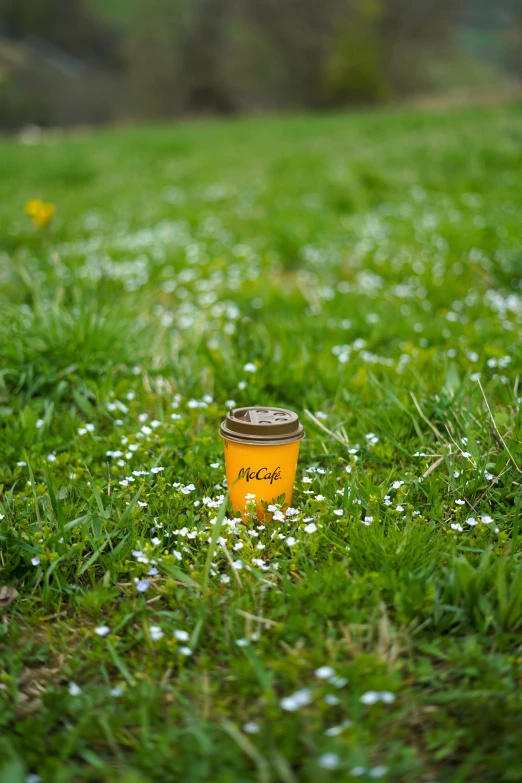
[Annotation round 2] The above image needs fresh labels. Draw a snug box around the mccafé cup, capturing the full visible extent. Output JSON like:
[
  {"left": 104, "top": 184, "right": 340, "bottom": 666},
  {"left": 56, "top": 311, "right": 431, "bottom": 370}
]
[{"left": 220, "top": 406, "right": 304, "bottom": 517}]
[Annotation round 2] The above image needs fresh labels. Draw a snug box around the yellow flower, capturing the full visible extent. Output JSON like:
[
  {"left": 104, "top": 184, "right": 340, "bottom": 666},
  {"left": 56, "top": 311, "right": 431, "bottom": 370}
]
[{"left": 24, "top": 199, "right": 56, "bottom": 228}]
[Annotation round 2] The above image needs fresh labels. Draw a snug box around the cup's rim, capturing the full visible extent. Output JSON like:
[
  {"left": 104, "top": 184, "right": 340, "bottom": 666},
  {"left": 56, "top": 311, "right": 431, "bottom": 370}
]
[{"left": 220, "top": 429, "right": 305, "bottom": 446}]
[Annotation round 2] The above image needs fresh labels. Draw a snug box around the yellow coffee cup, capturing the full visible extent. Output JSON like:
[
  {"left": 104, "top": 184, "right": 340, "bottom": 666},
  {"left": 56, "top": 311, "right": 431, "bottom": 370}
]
[{"left": 220, "top": 406, "right": 304, "bottom": 517}]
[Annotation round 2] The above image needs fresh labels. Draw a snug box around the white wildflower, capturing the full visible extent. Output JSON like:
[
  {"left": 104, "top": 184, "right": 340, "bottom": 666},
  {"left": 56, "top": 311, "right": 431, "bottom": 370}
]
[
  {"left": 317, "top": 753, "right": 340, "bottom": 770},
  {"left": 315, "top": 666, "right": 335, "bottom": 679}
]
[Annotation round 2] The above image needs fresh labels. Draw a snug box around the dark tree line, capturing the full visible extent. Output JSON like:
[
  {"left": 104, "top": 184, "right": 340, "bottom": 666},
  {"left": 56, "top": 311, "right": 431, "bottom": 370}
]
[{"left": 0, "top": 0, "right": 519, "bottom": 127}]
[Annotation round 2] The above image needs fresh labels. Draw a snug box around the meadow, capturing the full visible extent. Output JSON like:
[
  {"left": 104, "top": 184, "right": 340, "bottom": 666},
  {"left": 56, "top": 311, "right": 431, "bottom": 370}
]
[{"left": 1, "top": 102, "right": 522, "bottom": 782}]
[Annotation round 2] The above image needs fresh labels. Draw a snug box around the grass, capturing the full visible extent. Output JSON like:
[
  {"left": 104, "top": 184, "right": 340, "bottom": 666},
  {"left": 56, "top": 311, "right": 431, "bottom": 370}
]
[{"left": 1, "top": 101, "right": 522, "bottom": 782}]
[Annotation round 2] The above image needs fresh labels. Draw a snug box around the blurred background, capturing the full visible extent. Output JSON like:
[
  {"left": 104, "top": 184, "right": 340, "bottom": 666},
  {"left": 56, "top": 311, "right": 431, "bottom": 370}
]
[{"left": 0, "top": 0, "right": 521, "bottom": 131}]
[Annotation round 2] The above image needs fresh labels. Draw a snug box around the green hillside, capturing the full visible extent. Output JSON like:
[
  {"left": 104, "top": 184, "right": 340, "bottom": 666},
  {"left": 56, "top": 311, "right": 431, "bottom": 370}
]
[{"left": 1, "top": 103, "right": 522, "bottom": 781}]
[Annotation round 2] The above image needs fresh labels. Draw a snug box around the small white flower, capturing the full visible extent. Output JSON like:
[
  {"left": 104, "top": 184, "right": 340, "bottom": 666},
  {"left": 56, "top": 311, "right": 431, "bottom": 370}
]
[
  {"left": 462, "top": 451, "right": 472, "bottom": 459},
  {"left": 179, "top": 646, "right": 192, "bottom": 656},
  {"left": 286, "top": 536, "right": 297, "bottom": 546},
  {"left": 243, "top": 722, "right": 260, "bottom": 734},
  {"left": 151, "top": 467, "right": 164, "bottom": 474},
  {"left": 351, "top": 767, "right": 367, "bottom": 777},
  {"left": 68, "top": 682, "right": 82, "bottom": 696},
  {"left": 302, "top": 476, "right": 313, "bottom": 483},
  {"left": 369, "top": 766, "right": 389, "bottom": 778},
  {"left": 451, "top": 523, "right": 463, "bottom": 532},
  {"left": 304, "top": 522, "right": 317, "bottom": 534},
  {"left": 135, "top": 579, "right": 150, "bottom": 592},
  {"left": 110, "top": 686, "right": 124, "bottom": 697},
  {"left": 225, "top": 399, "right": 236, "bottom": 408},
  {"left": 94, "top": 625, "right": 110, "bottom": 637},
  {"left": 245, "top": 493, "right": 256, "bottom": 501},
  {"left": 396, "top": 505, "right": 404, "bottom": 512},
  {"left": 379, "top": 691, "right": 396, "bottom": 704},
  {"left": 315, "top": 666, "right": 335, "bottom": 679},
  {"left": 36, "top": 419, "right": 44, "bottom": 429},
  {"left": 333, "top": 509, "right": 343, "bottom": 517},
  {"left": 324, "top": 725, "right": 344, "bottom": 736},
  {"left": 31, "top": 556, "right": 40, "bottom": 566},
  {"left": 210, "top": 462, "right": 220, "bottom": 469},
  {"left": 315, "top": 411, "right": 328, "bottom": 420},
  {"left": 466, "top": 517, "right": 478, "bottom": 526},
  {"left": 360, "top": 690, "right": 380, "bottom": 705},
  {"left": 77, "top": 427, "right": 87, "bottom": 436},
  {"left": 324, "top": 693, "right": 340, "bottom": 705},
  {"left": 362, "top": 516, "right": 373, "bottom": 526},
  {"left": 280, "top": 688, "right": 312, "bottom": 711},
  {"left": 330, "top": 676, "right": 348, "bottom": 688},
  {"left": 481, "top": 515, "right": 493, "bottom": 524},
  {"left": 149, "top": 626, "right": 164, "bottom": 641},
  {"left": 17, "top": 461, "right": 27, "bottom": 466},
  {"left": 243, "top": 362, "right": 257, "bottom": 372},
  {"left": 317, "top": 752, "right": 340, "bottom": 770},
  {"left": 313, "top": 494, "right": 325, "bottom": 501},
  {"left": 174, "top": 630, "right": 190, "bottom": 642},
  {"left": 47, "top": 454, "right": 56, "bottom": 462},
  {"left": 455, "top": 499, "right": 465, "bottom": 506},
  {"left": 236, "top": 638, "right": 249, "bottom": 647},
  {"left": 180, "top": 483, "right": 195, "bottom": 494},
  {"left": 151, "top": 537, "right": 161, "bottom": 546}
]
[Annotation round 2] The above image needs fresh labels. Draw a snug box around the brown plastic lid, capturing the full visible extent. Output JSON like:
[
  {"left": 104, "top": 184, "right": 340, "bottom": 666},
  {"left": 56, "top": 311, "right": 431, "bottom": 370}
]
[{"left": 220, "top": 406, "right": 304, "bottom": 445}]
